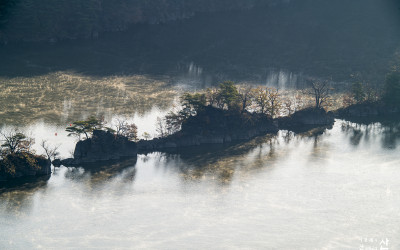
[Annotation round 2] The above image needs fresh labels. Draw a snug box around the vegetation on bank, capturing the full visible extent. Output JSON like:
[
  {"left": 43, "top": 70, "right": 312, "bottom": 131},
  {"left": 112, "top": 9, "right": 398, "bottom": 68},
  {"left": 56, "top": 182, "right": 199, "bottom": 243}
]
[
  {"left": 153, "top": 71, "right": 400, "bottom": 138},
  {"left": 0, "top": 130, "right": 48, "bottom": 179},
  {"left": 155, "top": 80, "right": 326, "bottom": 138},
  {"left": 66, "top": 115, "right": 138, "bottom": 142}
]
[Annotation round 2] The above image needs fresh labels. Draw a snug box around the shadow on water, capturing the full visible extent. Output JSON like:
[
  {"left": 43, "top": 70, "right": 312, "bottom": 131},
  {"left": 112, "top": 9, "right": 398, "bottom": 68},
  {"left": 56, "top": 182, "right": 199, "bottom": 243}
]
[
  {"left": 138, "top": 124, "right": 338, "bottom": 185},
  {"left": 0, "top": 175, "right": 50, "bottom": 213},
  {"left": 340, "top": 117, "right": 400, "bottom": 149},
  {"left": 0, "top": 175, "right": 50, "bottom": 192},
  {"left": 150, "top": 124, "right": 338, "bottom": 185},
  {"left": 0, "top": 157, "right": 137, "bottom": 211},
  {"left": 145, "top": 134, "right": 293, "bottom": 185},
  {"left": 60, "top": 157, "right": 138, "bottom": 187}
]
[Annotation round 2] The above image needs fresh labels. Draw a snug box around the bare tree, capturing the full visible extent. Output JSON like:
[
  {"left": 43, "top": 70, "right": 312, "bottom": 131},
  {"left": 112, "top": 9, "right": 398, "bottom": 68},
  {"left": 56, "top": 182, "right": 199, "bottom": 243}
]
[
  {"left": 0, "top": 130, "right": 34, "bottom": 155},
  {"left": 156, "top": 117, "right": 166, "bottom": 138},
  {"left": 266, "top": 88, "right": 282, "bottom": 118},
  {"left": 284, "top": 97, "right": 294, "bottom": 116},
  {"left": 66, "top": 115, "right": 106, "bottom": 140},
  {"left": 307, "top": 79, "right": 331, "bottom": 109},
  {"left": 253, "top": 86, "right": 268, "bottom": 114},
  {"left": 253, "top": 87, "right": 282, "bottom": 117},
  {"left": 40, "top": 140, "right": 60, "bottom": 162},
  {"left": 206, "top": 87, "right": 223, "bottom": 108},
  {"left": 237, "top": 84, "right": 254, "bottom": 113},
  {"left": 113, "top": 118, "right": 138, "bottom": 141}
]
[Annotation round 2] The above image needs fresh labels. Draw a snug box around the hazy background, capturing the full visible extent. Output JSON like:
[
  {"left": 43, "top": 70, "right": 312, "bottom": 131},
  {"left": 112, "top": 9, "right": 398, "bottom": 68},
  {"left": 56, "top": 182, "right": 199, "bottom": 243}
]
[{"left": 1, "top": 0, "right": 400, "bottom": 84}]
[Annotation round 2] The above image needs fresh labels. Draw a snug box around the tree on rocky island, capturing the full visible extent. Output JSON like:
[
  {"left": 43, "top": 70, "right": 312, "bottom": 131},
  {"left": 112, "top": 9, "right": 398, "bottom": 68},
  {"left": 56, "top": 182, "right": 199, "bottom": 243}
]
[
  {"left": 155, "top": 92, "right": 208, "bottom": 138},
  {"left": 218, "top": 81, "right": 240, "bottom": 110},
  {"left": 0, "top": 130, "right": 44, "bottom": 177},
  {"left": 180, "top": 92, "right": 207, "bottom": 116},
  {"left": 66, "top": 116, "right": 106, "bottom": 139},
  {"left": 113, "top": 118, "right": 138, "bottom": 142},
  {"left": 253, "top": 87, "right": 282, "bottom": 117},
  {"left": 307, "top": 79, "right": 331, "bottom": 109},
  {"left": 237, "top": 84, "right": 255, "bottom": 113},
  {"left": 253, "top": 86, "right": 269, "bottom": 114},
  {"left": 0, "top": 130, "right": 34, "bottom": 155},
  {"left": 40, "top": 140, "right": 60, "bottom": 162},
  {"left": 266, "top": 88, "right": 282, "bottom": 118},
  {"left": 205, "top": 87, "right": 221, "bottom": 108}
]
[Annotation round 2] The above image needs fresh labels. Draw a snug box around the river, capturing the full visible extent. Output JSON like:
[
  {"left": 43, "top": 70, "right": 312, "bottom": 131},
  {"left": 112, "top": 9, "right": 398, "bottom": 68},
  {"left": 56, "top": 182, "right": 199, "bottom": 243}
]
[
  {"left": 0, "top": 100, "right": 399, "bottom": 249},
  {"left": 0, "top": 47, "right": 399, "bottom": 248}
]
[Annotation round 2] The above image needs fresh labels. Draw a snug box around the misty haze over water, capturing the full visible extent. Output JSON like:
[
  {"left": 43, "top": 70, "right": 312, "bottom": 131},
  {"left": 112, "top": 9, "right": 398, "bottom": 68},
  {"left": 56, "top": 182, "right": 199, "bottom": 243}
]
[{"left": 0, "top": 0, "right": 400, "bottom": 249}]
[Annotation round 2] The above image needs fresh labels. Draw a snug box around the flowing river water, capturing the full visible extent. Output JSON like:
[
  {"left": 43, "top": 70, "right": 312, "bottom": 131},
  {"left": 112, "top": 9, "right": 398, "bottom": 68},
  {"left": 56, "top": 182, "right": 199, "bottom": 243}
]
[{"left": 0, "top": 72, "right": 399, "bottom": 249}]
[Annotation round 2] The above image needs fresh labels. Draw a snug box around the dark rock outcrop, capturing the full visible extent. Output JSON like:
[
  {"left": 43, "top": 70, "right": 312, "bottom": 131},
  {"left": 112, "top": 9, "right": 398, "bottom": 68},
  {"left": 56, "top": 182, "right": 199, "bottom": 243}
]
[
  {"left": 138, "top": 106, "right": 278, "bottom": 152},
  {"left": 335, "top": 102, "right": 400, "bottom": 118},
  {"left": 0, "top": 154, "right": 51, "bottom": 182},
  {"left": 65, "top": 130, "right": 137, "bottom": 165},
  {"left": 277, "top": 107, "right": 335, "bottom": 132}
]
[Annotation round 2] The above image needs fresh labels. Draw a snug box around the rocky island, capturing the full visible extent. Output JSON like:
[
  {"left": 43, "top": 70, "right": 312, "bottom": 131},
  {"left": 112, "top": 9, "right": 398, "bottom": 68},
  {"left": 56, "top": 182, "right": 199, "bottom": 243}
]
[{"left": 0, "top": 132, "right": 51, "bottom": 183}]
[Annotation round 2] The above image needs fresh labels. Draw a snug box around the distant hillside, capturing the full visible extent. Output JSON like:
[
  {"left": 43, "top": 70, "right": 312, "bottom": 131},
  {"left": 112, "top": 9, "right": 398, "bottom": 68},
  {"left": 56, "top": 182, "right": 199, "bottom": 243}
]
[
  {"left": 0, "top": 0, "right": 275, "bottom": 42},
  {"left": 0, "top": 0, "right": 399, "bottom": 84}
]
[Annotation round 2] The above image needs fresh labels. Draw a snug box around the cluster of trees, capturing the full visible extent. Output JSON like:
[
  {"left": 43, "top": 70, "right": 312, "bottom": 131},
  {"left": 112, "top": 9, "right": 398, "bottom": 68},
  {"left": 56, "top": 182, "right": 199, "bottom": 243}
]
[
  {"left": 0, "top": 129, "right": 61, "bottom": 176},
  {"left": 342, "top": 69, "right": 400, "bottom": 107},
  {"left": 156, "top": 80, "right": 332, "bottom": 137},
  {"left": 66, "top": 115, "right": 138, "bottom": 141},
  {"left": 0, "top": 130, "right": 39, "bottom": 176},
  {"left": 156, "top": 72, "right": 400, "bottom": 138},
  {"left": 0, "top": 114, "right": 140, "bottom": 176}
]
